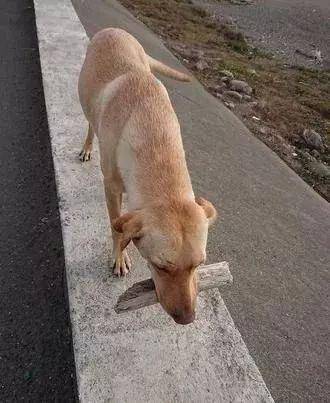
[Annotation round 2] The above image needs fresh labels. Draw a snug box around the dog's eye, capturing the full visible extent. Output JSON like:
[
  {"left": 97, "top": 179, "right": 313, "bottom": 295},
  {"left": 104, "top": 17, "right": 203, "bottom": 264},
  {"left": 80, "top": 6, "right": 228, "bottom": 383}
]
[
  {"left": 153, "top": 264, "right": 170, "bottom": 273},
  {"left": 155, "top": 265, "right": 165, "bottom": 271},
  {"left": 196, "top": 256, "right": 206, "bottom": 267}
]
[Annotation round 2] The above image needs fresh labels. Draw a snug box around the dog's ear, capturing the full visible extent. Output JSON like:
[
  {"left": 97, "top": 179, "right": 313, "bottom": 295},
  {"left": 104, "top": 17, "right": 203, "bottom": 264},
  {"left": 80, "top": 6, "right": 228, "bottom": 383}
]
[
  {"left": 196, "top": 197, "right": 217, "bottom": 226},
  {"left": 113, "top": 212, "right": 143, "bottom": 249}
]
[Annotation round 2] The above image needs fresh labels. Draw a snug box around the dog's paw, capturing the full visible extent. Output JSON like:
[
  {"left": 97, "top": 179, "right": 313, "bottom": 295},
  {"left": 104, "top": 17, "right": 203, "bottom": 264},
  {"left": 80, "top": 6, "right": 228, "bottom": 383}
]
[
  {"left": 79, "top": 148, "right": 92, "bottom": 162},
  {"left": 113, "top": 250, "right": 131, "bottom": 277}
]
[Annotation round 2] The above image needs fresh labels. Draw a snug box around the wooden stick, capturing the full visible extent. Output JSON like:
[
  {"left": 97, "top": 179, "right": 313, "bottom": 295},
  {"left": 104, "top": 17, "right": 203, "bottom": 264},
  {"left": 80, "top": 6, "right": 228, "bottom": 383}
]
[{"left": 114, "top": 262, "right": 232, "bottom": 314}]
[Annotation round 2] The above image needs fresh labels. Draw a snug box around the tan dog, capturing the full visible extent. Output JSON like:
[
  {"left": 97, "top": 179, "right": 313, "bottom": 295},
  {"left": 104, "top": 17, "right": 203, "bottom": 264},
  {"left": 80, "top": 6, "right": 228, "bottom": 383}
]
[{"left": 78, "top": 28, "right": 217, "bottom": 324}]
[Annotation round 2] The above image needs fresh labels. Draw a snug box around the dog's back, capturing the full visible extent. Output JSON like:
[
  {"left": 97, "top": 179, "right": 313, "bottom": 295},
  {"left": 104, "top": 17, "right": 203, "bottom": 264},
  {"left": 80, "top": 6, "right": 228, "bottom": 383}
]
[
  {"left": 78, "top": 28, "right": 150, "bottom": 123},
  {"left": 79, "top": 28, "right": 191, "bottom": 125}
]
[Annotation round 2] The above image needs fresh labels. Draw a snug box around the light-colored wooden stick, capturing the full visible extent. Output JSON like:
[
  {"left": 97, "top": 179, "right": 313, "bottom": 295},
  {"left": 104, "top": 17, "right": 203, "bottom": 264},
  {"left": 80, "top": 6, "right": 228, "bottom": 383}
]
[{"left": 114, "top": 262, "right": 232, "bottom": 314}]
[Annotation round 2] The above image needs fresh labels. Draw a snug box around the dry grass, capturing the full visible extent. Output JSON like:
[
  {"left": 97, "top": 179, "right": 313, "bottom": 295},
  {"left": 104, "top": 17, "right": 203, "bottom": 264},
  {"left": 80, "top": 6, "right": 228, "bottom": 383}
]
[{"left": 119, "top": 0, "right": 330, "bottom": 200}]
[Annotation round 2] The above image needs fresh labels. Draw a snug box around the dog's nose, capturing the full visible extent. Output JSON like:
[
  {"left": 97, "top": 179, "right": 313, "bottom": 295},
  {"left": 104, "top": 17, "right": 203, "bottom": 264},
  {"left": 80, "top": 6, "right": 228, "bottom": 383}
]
[{"left": 171, "top": 310, "right": 195, "bottom": 325}]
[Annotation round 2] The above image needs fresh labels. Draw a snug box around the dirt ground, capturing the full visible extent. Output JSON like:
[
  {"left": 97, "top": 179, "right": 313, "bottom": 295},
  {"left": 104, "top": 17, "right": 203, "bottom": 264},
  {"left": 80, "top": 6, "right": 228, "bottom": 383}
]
[
  {"left": 119, "top": 0, "right": 330, "bottom": 201},
  {"left": 195, "top": 0, "right": 330, "bottom": 70}
]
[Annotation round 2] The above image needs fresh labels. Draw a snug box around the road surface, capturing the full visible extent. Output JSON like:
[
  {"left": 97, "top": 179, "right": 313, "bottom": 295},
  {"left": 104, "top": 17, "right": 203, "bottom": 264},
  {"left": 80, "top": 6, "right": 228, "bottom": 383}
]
[{"left": 0, "top": 0, "right": 77, "bottom": 401}]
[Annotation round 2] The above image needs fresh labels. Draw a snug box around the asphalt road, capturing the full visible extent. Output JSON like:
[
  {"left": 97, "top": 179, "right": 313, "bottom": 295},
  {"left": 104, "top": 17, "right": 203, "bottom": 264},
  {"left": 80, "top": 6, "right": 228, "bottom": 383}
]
[
  {"left": 198, "top": 0, "right": 330, "bottom": 69},
  {"left": 0, "top": 0, "right": 77, "bottom": 401},
  {"left": 71, "top": 0, "right": 330, "bottom": 401}
]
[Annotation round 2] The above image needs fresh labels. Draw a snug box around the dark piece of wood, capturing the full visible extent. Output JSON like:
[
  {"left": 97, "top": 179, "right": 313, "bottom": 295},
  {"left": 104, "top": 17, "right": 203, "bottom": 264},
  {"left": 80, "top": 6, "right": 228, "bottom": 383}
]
[{"left": 114, "top": 262, "right": 232, "bottom": 314}]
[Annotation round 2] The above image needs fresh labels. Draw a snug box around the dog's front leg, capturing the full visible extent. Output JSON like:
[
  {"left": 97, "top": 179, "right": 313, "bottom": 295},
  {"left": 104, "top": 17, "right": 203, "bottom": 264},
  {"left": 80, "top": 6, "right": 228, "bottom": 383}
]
[
  {"left": 79, "top": 124, "right": 94, "bottom": 162},
  {"left": 103, "top": 179, "right": 131, "bottom": 277}
]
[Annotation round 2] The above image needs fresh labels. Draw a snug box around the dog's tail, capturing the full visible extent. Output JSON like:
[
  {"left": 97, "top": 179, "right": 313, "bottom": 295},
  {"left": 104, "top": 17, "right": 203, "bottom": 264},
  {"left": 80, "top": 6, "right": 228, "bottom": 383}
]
[{"left": 147, "top": 55, "right": 192, "bottom": 82}]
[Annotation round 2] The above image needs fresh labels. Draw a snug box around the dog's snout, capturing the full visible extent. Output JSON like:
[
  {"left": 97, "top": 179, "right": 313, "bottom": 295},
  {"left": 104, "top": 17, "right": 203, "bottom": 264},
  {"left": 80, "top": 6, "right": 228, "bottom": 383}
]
[{"left": 171, "top": 309, "right": 196, "bottom": 325}]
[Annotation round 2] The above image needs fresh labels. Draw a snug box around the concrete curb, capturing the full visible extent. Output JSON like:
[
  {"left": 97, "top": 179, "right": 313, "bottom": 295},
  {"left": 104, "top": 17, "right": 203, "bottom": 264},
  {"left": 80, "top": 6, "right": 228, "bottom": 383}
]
[{"left": 34, "top": 0, "right": 273, "bottom": 401}]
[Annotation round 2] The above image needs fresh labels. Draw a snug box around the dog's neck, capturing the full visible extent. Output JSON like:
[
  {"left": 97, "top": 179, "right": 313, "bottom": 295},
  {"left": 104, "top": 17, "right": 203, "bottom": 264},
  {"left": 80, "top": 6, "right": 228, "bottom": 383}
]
[
  {"left": 126, "top": 160, "right": 195, "bottom": 212},
  {"left": 127, "top": 179, "right": 195, "bottom": 212},
  {"left": 118, "top": 127, "right": 195, "bottom": 211}
]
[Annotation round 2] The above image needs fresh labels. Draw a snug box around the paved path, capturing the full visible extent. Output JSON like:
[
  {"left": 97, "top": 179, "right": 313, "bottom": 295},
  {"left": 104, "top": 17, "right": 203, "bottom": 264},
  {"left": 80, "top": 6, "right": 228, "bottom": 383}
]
[
  {"left": 198, "top": 0, "right": 330, "bottom": 68},
  {"left": 71, "top": 1, "right": 330, "bottom": 401},
  {"left": 0, "top": 0, "right": 77, "bottom": 401}
]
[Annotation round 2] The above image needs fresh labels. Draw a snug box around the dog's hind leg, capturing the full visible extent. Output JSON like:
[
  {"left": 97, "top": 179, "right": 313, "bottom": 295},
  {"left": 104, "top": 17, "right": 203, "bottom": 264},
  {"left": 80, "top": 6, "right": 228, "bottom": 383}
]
[
  {"left": 103, "top": 179, "right": 131, "bottom": 277},
  {"left": 79, "top": 124, "right": 94, "bottom": 162}
]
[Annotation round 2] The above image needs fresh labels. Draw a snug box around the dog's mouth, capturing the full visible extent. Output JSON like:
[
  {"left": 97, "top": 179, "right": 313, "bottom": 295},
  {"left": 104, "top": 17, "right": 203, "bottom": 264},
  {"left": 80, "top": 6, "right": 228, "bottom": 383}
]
[
  {"left": 149, "top": 264, "right": 197, "bottom": 325},
  {"left": 153, "top": 284, "right": 197, "bottom": 325}
]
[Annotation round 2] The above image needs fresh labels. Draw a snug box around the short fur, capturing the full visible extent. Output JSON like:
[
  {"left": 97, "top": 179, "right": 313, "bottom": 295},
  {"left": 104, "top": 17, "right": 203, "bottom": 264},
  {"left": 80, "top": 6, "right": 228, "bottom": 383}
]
[{"left": 78, "top": 28, "right": 216, "bottom": 324}]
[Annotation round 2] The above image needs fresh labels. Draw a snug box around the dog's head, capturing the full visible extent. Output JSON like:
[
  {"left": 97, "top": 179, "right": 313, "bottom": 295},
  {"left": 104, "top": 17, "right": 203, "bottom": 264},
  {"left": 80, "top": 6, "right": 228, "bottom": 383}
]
[{"left": 113, "top": 197, "right": 217, "bottom": 325}]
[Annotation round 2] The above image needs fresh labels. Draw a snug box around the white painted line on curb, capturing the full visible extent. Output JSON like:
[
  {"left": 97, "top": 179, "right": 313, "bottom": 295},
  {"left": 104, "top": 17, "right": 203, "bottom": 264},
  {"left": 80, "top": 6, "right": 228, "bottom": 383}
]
[{"left": 34, "top": 0, "right": 274, "bottom": 401}]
